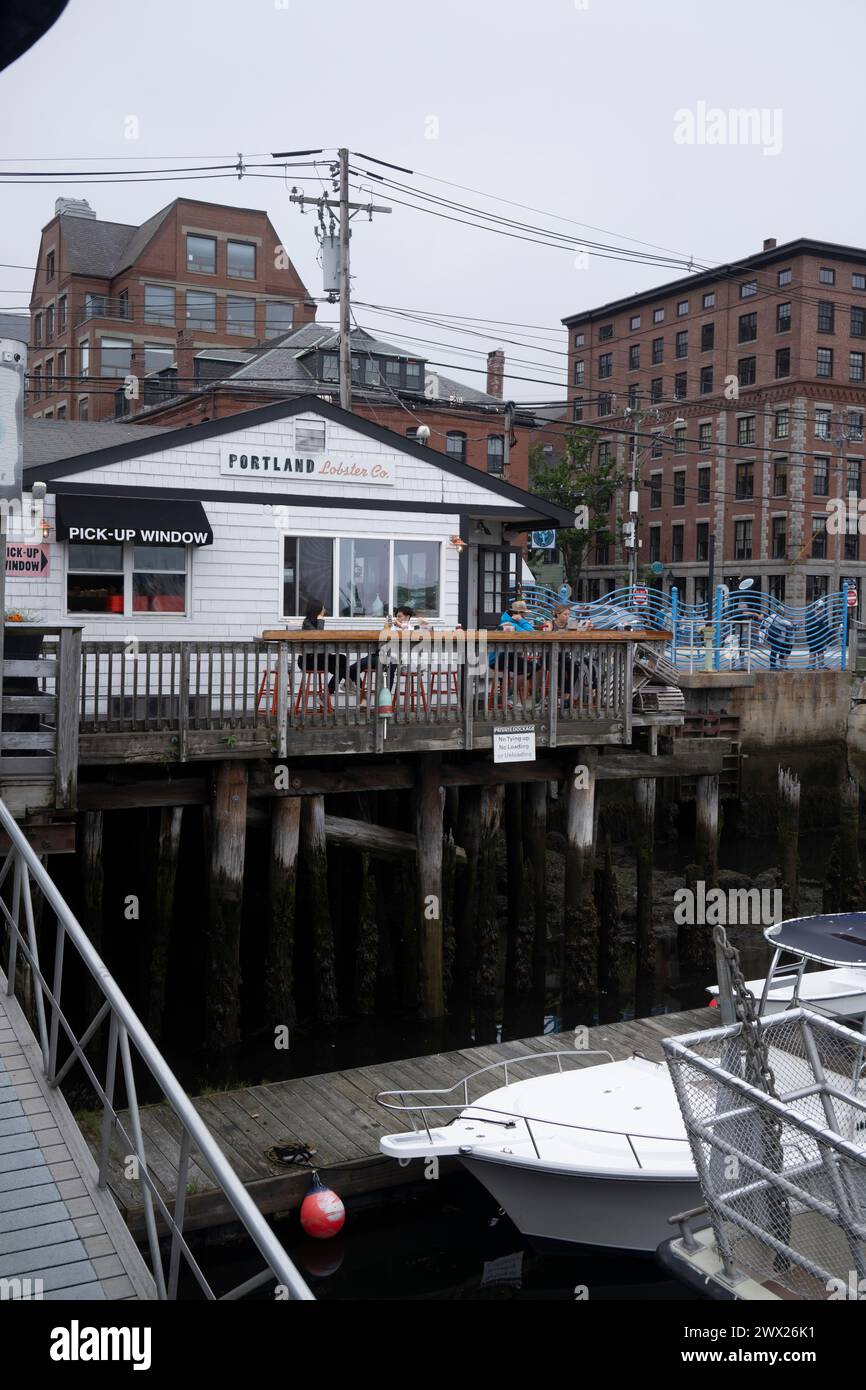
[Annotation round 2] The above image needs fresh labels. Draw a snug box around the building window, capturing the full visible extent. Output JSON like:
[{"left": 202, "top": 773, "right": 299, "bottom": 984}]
[
  {"left": 651, "top": 337, "right": 663, "bottom": 365},
  {"left": 775, "top": 347, "right": 790, "bottom": 378},
  {"left": 740, "top": 280, "right": 757, "bottom": 298},
  {"left": 851, "top": 351, "right": 865, "bottom": 382},
  {"left": 738, "top": 356, "right": 756, "bottom": 386},
  {"left": 66, "top": 544, "right": 124, "bottom": 613},
  {"left": 98, "top": 337, "right": 131, "bottom": 378},
  {"left": 815, "top": 407, "right": 831, "bottom": 440},
  {"left": 677, "top": 300, "right": 689, "bottom": 316},
  {"left": 777, "top": 268, "right": 792, "bottom": 287},
  {"left": 628, "top": 344, "right": 640, "bottom": 371},
  {"left": 852, "top": 307, "right": 866, "bottom": 338},
  {"left": 814, "top": 457, "right": 829, "bottom": 496},
  {"left": 734, "top": 519, "right": 753, "bottom": 560},
  {"left": 854, "top": 274, "right": 866, "bottom": 290},
  {"left": 404, "top": 360, "right": 422, "bottom": 390},
  {"left": 651, "top": 435, "right": 663, "bottom": 459},
  {"left": 226, "top": 296, "right": 256, "bottom": 336},
  {"left": 487, "top": 435, "right": 505, "bottom": 473},
  {"left": 58, "top": 296, "right": 67, "bottom": 333},
  {"left": 671, "top": 524, "right": 684, "bottom": 562},
  {"left": 133, "top": 546, "right": 187, "bottom": 612},
  {"left": 674, "top": 371, "right": 687, "bottom": 399},
  {"left": 572, "top": 398, "right": 583, "bottom": 422},
  {"left": 674, "top": 427, "right": 686, "bottom": 455},
  {"left": 31, "top": 366, "right": 40, "bottom": 400},
  {"left": 46, "top": 250, "right": 55, "bottom": 281},
  {"left": 768, "top": 574, "right": 786, "bottom": 603},
  {"left": 595, "top": 537, "right": 609, "bottom": 565},
  {"left": 773, "top": 457, "right": 787, "bottom": 496},
  {"left": 735, "top": 460, "right": 754, "bottom": 499},
  {"left": 811, "top": 515, "right": 827, "bottom": 558},
  {"left": 573, "top": 359, "right": 585, "bottom": 386},
  {"left": 675, "top": 330, "right": 688, "bottom": 359},
  {"left": 34, "top": 314, "right": 42, "bottom": 348},
  {"left": 66, "top": 543, "right": 189, "bottom": 616},
  {"left": 282, "top": 536, "right": 335, "bottom": 617},
  {"left": 79, "top": 340, "right": 89, "bottom": 376},
  {"left": 574, "top": 332, "right": 584, "bottom": 348},
  {"left": 702, "top": 292, "right": 715, "bottom": 309},
  {"left": 847, "top": 459, "right": 861, "bottom": 495},
  {"left": 774, "top": 409, "right": 789, "bottom": 439},
  {"left": 697, "top": 466, "right": 711, "bottom": 503},
  {"left": 819, "top": 266, "right": 836, "bottom": 285},
  {"left": 696, "top": 522, "right": 709, "bottom": 561},
  {"left": 265, "top": 301, "right": 294, "bottom": 339},
  {"left": 185, "top": 290, "right": 215, "bottom": 332},
  {"left": 44, "top": 358, "right": 53, "bottom": 392},
  {"left": 186, "top": 234, "right": 217, "bottom": 274},
  {"left": 598, "top": 324, "right": 613, "bottom": 341},
  {"left": 698, "top": 422, "right": 712, "bottom": 452},
  {"left": 738, "top": 312, "right": 757, "bottom": 343},
  {"left": 57, "top": 349, "right": 66, "bottom": 385},
  {"left": 629, "top": 315, "right": 640, "bottom": 331},
  {"left": 46, "top": 305, "right": 54, "bottom": 340},
  {"left": 598, "top": 352, "right": 613, "bottom": 378},
  {"left": 737, "top": 415, "right": 756, "bottom": 446},
  {"left": 446, "top": 431, "right": 466, "bottom": 463},
  {"left": 771, "top": 516, "right": 787, "bottom": 558},
  {"left": 653, "top": 307, "right": 664, "bottom": 324},
  {"left": 227, "top": 240, "right": 256, "bottom": 279},
  {"left": 818, "top": 300, "right": 835, "bottom": 333},
  {"left": 807, "top": 574, "right": 829, "bottom": 603},
  {"left": 627, "top": 385, "right": 639, "bottom": 411},
  {"left": 673, "top": 469, "right": 686, "bottom": 504},
  {"left": 596, "top": 393, "right": 612, "bottom": 417},
  {"left": 699, "top": 365, "right": 713, "bottom": 394},
  {"left": 598, "top": 441, "right": 610, "bottom": 468},
  {"left": 649, "top": 527, "right": 661, "bottom": 563},
  {"left": 817, "top": 347, "right": 833, "bottom": 378},
  {"left": 295, "top": 418, "right": 325, "bottom": 453},
  {"left": 144, "top": 285, "right": 175, "bottom": 326},
  {"left": 650, "top": 377, "right": 663, "bottom": 404},
  {"left": 78, "top": 397, "right": 88, "bottom": 421},
  {"left": 650, "top": 473, "right": 662, "bottom": 507},
  {"left": 776, "top": 302, "right": 791, "bottom": 333},
  {"left": 56, "top": 404, "right": 66, "bottom": 419},
  {"left": 700, "top": 322, "right": 714, "bottom": 352},
  {"left": 845, "top": 529, "right": 859, "bottom": 562},
  {"left": 848, "top": 410, "right": 864, "bottom": 443}
]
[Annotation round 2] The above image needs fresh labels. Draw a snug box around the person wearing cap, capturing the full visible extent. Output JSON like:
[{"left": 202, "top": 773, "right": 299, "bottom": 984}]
[{"left": 499, "top": 599, "right": 536, "bottom": 632}]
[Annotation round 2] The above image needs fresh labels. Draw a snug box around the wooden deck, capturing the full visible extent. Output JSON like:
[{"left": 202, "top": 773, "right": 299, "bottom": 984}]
[
  {"left": 93, "top": 1007, "right": 716, "bottom": 1239},
  {"left": 0, "top": 984, "right": 155, "bottom": 1300}
]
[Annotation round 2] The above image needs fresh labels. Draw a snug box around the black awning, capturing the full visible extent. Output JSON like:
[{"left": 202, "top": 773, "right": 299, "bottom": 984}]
[{"left": 55, "top": 493, "right": 214, "bottom": 546}]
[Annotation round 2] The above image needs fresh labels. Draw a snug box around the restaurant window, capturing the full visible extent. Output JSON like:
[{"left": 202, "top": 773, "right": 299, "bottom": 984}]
[
  {"left": 734, "top": 519, "right": 753, "bottom": 561},
  {"left": 296, "top": 418, "right": 326, "bottom": 453},
  {"left": 446, "top": 431, "right": 466, "bottom": 463},
  {"left": 814, "top": 456, "right": 829, "bottom": 496},
  {"left": 145, "top": 285, "right": 175, "bottom": 326},
  {"left": 187, "top": 234, "right": 216, "bottom": 274},
  {"left": 100, "top": 337, "right": 132, "bottom": 378},
  {"left": 187, "top": 291, "right": 216, "bottom": 332},
  {"left": 67, "top": 544, "right": 124, "bottom": 614},
  {"left": 736, "top": 461, "right": 754, "bottom": 499},
  {"left": 771, "top": 516, "right": 787, "bottom": 559},
  {"left": 673, "top": 469, "right": 685, "bottom": 505},
  {"left": 132, "top": 546, "right": 187, "bottom": 612},
  {"left": 227, "top": 240, "right": 256, "bottom": 280},
  {"left": 696, "top": 522, "right": 709, "bottom": 562},
  {"left": 265, "top": 301, "right": 294, "bottom": 339},
  {"left": 282, "top": 536, "right": 334, "bottom": 617},
  {"left": 226, "top": 296, "right": 255, "bottom": 336},
  {"left": 66, "top": 543, "right": 189, "bottom": 616},
  {"left": 393, "top": 540, "right": 440, "bottom": 615},
  {"left": 773, "top": 457, "right": 787, "bottom": 496},
  {"left": 811, "top": 515, "right": 827, "bottom": 559},
  {"left": 487, "top": 435, "right": 505, "bottom": 474},
  {"left": 671, "top": 524, "right": 684, "bottom": 562},
  {"left": 697, "top": 465, "right": 711, "bottom": 503}
]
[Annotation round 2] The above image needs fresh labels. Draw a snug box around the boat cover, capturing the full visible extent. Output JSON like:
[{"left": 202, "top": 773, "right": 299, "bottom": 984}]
[{"left": 765, "top": 913, "right": 866, "bottom": 967}]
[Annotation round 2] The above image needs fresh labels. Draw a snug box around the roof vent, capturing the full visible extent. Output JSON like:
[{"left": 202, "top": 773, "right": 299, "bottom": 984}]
[
  {"left": 763, "top": 237, "right": 777, "bottom": 251},
  {"left": 55, "top": 197, "right": 96, "bottom": 220}
]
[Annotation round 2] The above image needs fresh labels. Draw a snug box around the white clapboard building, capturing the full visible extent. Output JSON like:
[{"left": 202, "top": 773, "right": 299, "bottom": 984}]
[{"left": 16, "top": 397, "right": 572, "bottom": 638}]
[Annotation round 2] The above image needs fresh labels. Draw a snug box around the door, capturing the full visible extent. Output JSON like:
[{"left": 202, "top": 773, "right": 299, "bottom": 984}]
[{"left": 478, "top": 546, "right": 521, "bottom": 628}]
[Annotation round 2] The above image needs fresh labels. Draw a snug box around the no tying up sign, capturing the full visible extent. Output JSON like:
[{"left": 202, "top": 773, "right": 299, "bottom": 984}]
[{"left": 493, "top": 725, "right": 537, "bottom": 764}]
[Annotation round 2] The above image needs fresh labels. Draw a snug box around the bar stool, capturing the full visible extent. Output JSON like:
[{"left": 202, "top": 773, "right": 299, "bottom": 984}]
[
  {"left": 294, "top": 668, "right": 333, "bottom": 716},
  {"left": 256, "top": 664, "right": 279, "bottom": 715},
  {"left": 398, "top": 667, "right": 428, "bottom": 715}
]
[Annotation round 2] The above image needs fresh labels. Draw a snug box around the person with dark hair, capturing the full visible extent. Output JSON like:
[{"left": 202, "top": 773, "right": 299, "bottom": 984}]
[{"left": 299, "top": 601, "right": 347, "bottom": 692}]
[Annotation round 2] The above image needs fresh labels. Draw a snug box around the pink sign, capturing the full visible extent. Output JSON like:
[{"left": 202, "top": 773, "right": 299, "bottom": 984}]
[{"left": 5, "top": 544, "right": 50, "bottom": 577}]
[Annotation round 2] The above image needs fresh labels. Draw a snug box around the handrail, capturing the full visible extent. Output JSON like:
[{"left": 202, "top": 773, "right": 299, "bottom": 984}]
[{"left": 0, "top": 796, "right": 313, "bottom": 1302}]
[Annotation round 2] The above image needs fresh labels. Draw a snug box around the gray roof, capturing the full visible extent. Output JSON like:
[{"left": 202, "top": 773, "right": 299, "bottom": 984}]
[
  {"left": 0, "top": 313, "right": 30, "bottom": 345},
  {"left": 59, "top": 215, "right": 138, "bottom": 277},
  {"left": 112, "top": 205, "right": 174, "bottom": 276},
  {"left": 24, "top": 419, "right": 172, "bottom": 468}
]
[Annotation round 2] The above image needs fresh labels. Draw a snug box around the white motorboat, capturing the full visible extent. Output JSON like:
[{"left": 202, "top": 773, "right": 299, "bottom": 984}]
[
  {"left": 378, "top": 1051, "right": 700, "bottom": 1254},
  {"left": 706, "top": 912, "right": 866, "bottom": 1021}
]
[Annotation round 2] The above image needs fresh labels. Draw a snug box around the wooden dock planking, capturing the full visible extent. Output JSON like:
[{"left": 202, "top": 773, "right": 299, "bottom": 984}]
[
  {"left": 95, "top": 1007, "right": 717, "bottom": 1238},
  {"left": 0, "top": 984, "right": 155, "bottom": 1300}
]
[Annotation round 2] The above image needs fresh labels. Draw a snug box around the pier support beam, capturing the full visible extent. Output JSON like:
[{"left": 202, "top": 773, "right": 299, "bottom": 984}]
[
  {"left": 301, "top": 794, "right": 338, "bottom": 1025},
  {"left": 633, "top": 778, "right": 656, "bottom": 980},
  {"left": 415, "top": 754, "right": 445, "bottom": 1020},
  {"left": 504, "top": 785, "right": 534, "bottom": 1001},
  {"left": 453, "top": 785, "right": 482, "bottom": 1021},
  {"left": 824, "top": 774, "right": 864, "bottom": 913},
  {"left": 563, "top": 751, "right": 598, "bottom": 1017},
  {"left": 524, "top": 780, "right": 548, "bottom": 997},
  {"left": 474, "top": 784, "right": 504, "bottom": 1041},
  {"left": 596, "top": 834, "right": 622, "bottom": 1003},
  {"left": 146, "top": 805, "right": 183, "bottom": 1042},
  {"left": 695, "top": 774, "right": 720, "bottom": 888},
  {"left": 264, "top": 796, "right": 300, "bottom": 1031},
  {"left": 777, "top": 767, "right": 800, "bottom": 918},
  {"left": 207, "top": 763, "right": 247, "bottom": 1052}
]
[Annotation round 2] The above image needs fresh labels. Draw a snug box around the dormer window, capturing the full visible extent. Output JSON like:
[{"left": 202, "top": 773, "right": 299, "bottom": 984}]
[
  {"left": 405, "top": 360, "right": 422, "bottom": 389},
  {"left": 320, "top": 351, "right": 339, "bottom": 381}
]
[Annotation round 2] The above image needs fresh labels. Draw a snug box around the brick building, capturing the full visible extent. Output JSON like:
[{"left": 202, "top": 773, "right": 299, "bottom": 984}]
[
  {"left": 563, "top": 237, "right": 866, "bottom": 609},
  {"left": 126, "top": 327, "right": 535, "bottom": 489},
  {"left": 27, "top": 197, "right": 316, "bottom": 424}
]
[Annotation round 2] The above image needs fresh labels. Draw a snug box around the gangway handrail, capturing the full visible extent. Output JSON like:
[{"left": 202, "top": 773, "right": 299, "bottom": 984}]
[{"left": 0, "top": 796, "right": 313, "bottom": 1302}]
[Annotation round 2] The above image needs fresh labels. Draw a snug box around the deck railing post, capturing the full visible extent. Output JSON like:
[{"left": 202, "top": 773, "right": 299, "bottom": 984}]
[
  {"left": 178, "top": 645, "right": 191, "bottom": 761},
  {"left": 55, "top": 625, "right": 82, "bottom": 810},
  {"left": 98, "top": 1010, "right": 119, "bottom": 1186},
  {"left": 276, "top": 642, "right": 289, "bottom": 760}
]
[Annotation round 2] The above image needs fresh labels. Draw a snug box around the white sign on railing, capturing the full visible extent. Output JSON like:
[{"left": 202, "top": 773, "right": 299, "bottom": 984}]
[{"left": 493, "top": 724, "right": 536, "bottom": 764}]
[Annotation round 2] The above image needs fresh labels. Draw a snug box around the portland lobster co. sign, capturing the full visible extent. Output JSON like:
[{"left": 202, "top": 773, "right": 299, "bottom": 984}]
[{"left": 219, "top": 445, "right": 394, "bottom": 485}]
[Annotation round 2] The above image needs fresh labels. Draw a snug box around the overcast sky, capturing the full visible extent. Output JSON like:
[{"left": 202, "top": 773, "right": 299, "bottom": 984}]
[{"left": 2, "top": 0, "right": 864, "bottom": 404}]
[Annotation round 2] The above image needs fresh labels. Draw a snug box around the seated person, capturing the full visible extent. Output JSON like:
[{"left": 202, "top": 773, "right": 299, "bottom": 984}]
[
  {"left": 299, "top": 600, "right": 348, "bottom": 693},
  {"left": 490, "top": 599, "right": 538, "bottom": 675}
]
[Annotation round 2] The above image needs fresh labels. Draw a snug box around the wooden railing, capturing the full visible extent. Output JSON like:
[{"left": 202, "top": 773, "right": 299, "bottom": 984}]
[
  {"left": 72, "top": 630, "right": 664, "bottom": 760},
  {"left": 0, "top": 623, "right": 82, "bottom": 809}
]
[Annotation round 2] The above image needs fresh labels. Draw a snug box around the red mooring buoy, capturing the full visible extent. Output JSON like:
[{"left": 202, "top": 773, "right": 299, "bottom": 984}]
[{"left": 300, "top": 1174, "right": 346, "bottom": 1239}]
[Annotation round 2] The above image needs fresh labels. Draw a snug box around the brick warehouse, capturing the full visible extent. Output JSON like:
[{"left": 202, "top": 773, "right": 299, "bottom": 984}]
[{"left": 562, "top": 237, "right": 866, "bottom": 611}]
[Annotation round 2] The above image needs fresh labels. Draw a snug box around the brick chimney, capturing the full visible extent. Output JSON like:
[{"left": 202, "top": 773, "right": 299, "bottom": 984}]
[
  {"left": 175, "top": 331, "right": 195, "bottom": 392},
  {"left": 763, "top": 237, "right": 777, "bottom": 251},
  {"left": 486, "top": 348, "right": 505, "bottom": 399}
]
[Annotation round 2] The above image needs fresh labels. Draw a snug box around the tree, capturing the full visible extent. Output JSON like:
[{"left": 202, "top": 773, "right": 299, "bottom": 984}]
[{"left": 529, "top": 429, "right": 625, "bottom": 588}]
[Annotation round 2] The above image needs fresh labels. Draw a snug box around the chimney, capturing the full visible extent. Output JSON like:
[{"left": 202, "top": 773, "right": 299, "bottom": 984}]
[
  {"left": 486, "top": 348, "right": 505, "bottom": 399},
  {"left": 55, "top": 197, "right": 96, "bottom": 220},
  {"left": 763, "top": 237, "right": 777, "bottom": 251},
  {"left": 175, "top": 331, "right": 195, "bottom": 392}
]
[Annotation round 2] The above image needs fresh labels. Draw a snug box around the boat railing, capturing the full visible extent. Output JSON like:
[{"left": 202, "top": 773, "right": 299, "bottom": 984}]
[{"left": 377, "top": 1049, "right": 691, "bottom": 1169}]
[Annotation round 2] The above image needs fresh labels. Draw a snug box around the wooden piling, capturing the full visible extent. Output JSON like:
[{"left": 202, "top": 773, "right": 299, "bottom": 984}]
[
  {"left": 146, "top": 805, "right": 183, "bottom": 1042},
  {"left": 206, "top": 763, "right": 247, "bottom": 1051},
  {"left": 474, "top": 784, "right": 503, "bottom": 1040},
  {"left": 264, "top": 796, "right": 300, "bottom": 1031},
  {"left": 415, "top": 754, "right": 445, "bottom": 1020},
  {"left": 453, "top": 784, "right": 482, "bottom": 1019},
  {"left": 562, "top": 751, "right": 598, "bottom": 1014},
  {"left": 695, "top": 774, "right": 720, "bottom": 887},
  {"left": 596, "top": 833, "right": 622, "bottom": 998},
  {"left": 777, "top": 767, "right": 800, "bottom": 918},
  {"left": 524, "top": 780, "right": 548, "bottom": 997},
  {"left": 504, "top": 785, "right": 534, "bottom": 1001},
  {"left": 633, "top": 777, "right": 656, "bottom": 979},
  {"left": 823, "top": 774, "right": 864, "bottom": 913},
  {"left": 301, "top": 794, "right": 338, "bottom": 1025}
]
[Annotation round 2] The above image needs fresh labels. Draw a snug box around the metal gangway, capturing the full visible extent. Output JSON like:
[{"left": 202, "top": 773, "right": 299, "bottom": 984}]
[
  {"left": 0, "top": 798, "right": 313, "bottom": 1302},
  {"left": 515, "top": 582, "right": 856, "bottom": 673}
]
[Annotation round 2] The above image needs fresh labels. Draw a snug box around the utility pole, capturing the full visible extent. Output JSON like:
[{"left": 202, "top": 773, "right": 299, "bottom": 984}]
[{"left": 626, "top": 402, "right": 644, "bottom": 591}]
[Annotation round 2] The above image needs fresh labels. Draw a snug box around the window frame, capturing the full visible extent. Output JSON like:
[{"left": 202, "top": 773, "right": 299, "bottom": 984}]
[
  {"left": 226, "top": 239, "right": 257, "bottom": 280},
  {"left": 280, "top": 534, "right": 444, "bottom": 621},
  {"left": 65, "top": 541, "right": 190, "bottom": 618},
  {"left": 186, "top": 233, "right": 217, "bottom": 275}
]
